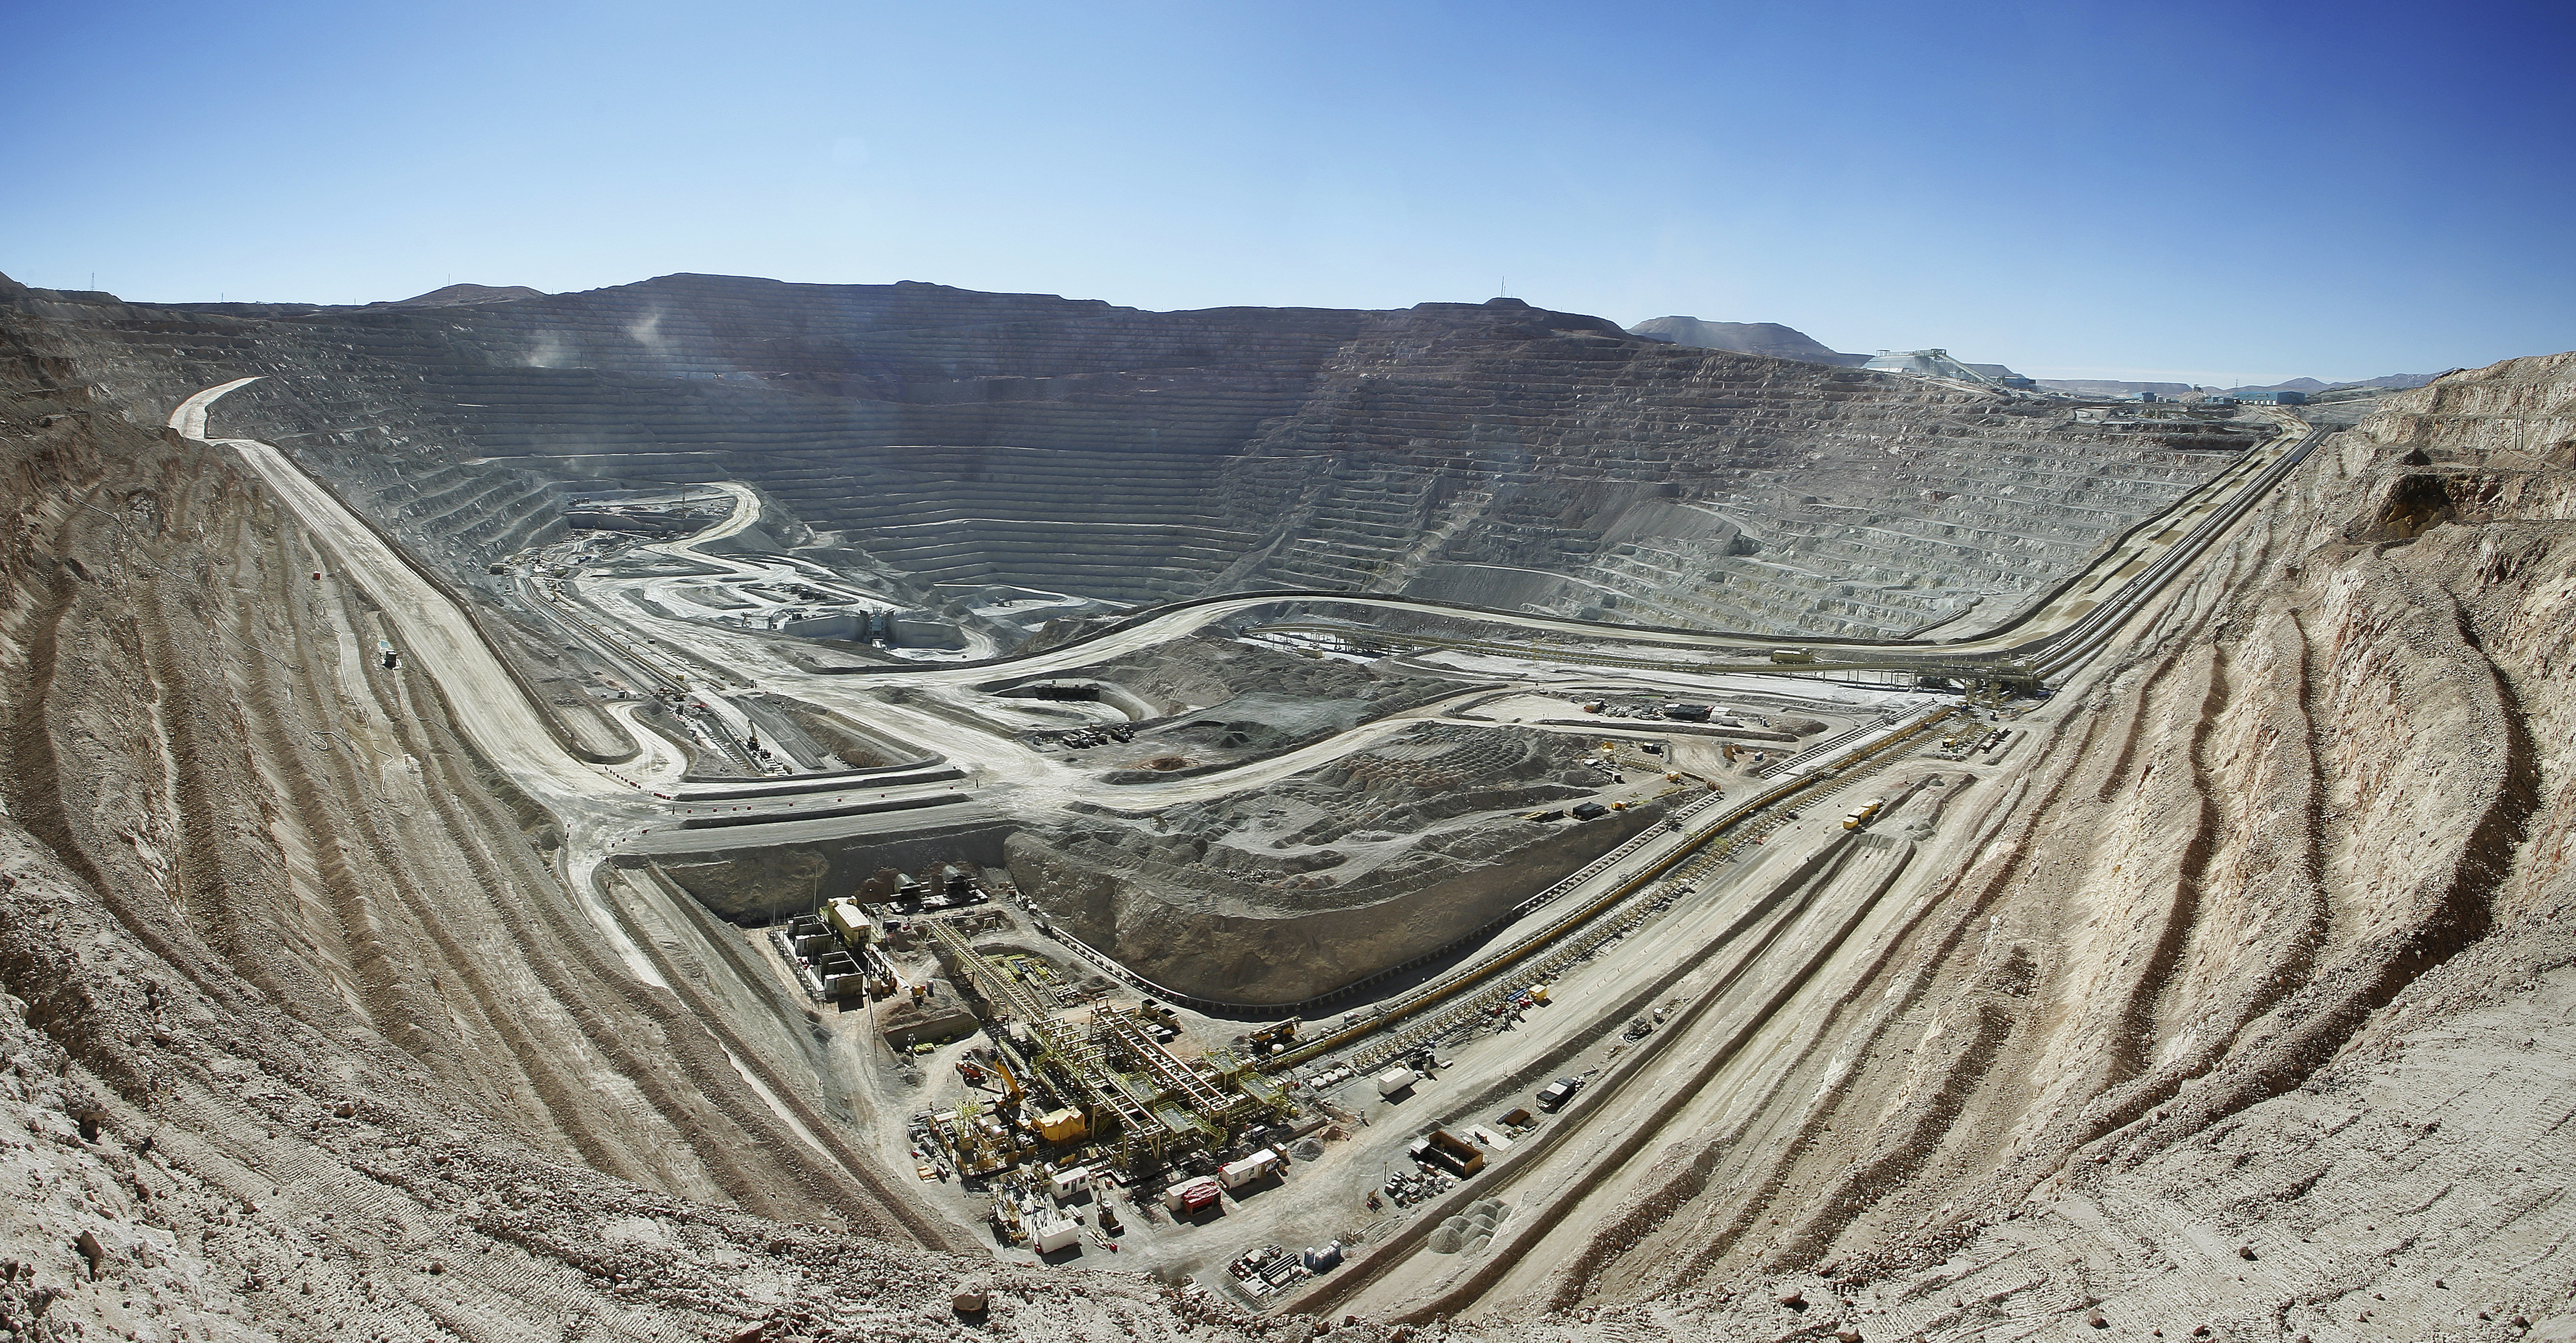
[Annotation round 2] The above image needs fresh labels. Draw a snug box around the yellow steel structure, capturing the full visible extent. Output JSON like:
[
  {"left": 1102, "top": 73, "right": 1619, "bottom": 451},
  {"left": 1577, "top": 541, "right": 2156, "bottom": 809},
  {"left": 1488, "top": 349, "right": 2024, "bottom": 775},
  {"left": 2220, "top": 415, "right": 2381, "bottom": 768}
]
[{"left": 923, "top": 917, "right": 1284, "bottom": 1173}]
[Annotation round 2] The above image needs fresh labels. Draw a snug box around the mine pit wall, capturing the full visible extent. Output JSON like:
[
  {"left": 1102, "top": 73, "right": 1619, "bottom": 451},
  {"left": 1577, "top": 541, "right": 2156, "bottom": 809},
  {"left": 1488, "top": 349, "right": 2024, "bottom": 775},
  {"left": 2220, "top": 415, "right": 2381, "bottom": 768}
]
[
  {"left": 218, "top": 367, "right": 581, "bottom": 591},
  {"left": 1004, "top": 803, "right": 1668, "bottom": 1006},
  {"left": 80, "top": 276, "right": 1371, "bottom": 609},
  {"left": 1204, "top": 303, "right": 2243, "bottom": 637},
  {"left": 7, "top": 275, "right": 2243, "bottom": 647},
  {"left": 1476, "top": 352, "right": 2576, "bottom": 1326},
  {"left": 6, "top": 268, "right": 2575, "bottom": 1334}
]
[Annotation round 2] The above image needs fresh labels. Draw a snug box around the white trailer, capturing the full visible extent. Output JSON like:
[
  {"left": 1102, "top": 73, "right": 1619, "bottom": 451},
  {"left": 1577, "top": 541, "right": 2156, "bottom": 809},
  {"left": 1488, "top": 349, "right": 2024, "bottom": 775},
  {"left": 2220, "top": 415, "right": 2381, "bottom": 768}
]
[{"left": 1220, "top": 1148, "right": 1282, "bottom": 1189}]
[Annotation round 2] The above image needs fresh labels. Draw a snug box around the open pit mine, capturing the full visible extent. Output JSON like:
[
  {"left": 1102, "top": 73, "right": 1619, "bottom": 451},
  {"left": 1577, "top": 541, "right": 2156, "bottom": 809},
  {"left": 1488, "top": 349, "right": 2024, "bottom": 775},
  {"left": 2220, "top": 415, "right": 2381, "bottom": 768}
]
[{"left": 2, "top": 270, "right": 2573, "bottom": 1343}]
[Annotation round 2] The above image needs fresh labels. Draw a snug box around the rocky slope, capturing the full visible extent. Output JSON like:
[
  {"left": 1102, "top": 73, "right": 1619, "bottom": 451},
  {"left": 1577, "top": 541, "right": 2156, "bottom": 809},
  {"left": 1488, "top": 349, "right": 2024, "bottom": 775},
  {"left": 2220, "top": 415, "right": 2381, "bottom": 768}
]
[
  {"left": 2038, "top": 373, "right": 2443, "bottom": 398},
  {"left": 1202, "top": 302, "right": 2229, "bottom": 635}
]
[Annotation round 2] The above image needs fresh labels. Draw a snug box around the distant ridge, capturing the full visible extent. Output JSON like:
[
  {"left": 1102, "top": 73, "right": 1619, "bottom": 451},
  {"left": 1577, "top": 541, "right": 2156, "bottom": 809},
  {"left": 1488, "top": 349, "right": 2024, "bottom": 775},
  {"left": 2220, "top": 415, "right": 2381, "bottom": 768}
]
[
  {"left": 380, "top": 283, "right": 546, "bottom": 308},
  {"left": 1627, "top": 316, "right": 1868, "bottom": 367},
  {"left": 2038, "top": 372, "right": 2440, "bottom": 398}
]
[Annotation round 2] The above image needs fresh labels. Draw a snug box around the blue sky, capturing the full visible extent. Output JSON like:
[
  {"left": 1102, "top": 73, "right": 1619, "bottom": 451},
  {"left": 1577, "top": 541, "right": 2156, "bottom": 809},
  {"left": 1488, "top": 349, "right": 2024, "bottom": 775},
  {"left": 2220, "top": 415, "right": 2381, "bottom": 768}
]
[{"left": 4, "top": 1, "right": 2569, "bottom": 382}]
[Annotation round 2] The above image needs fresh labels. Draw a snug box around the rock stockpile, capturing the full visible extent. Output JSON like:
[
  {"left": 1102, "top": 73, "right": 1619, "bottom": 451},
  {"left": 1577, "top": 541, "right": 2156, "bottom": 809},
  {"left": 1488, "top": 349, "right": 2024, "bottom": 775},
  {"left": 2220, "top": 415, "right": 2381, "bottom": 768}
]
[
  {"left": 1626, "top": 316, "right": 1864, "bottom": 365},
  {"left": 1012, "top": 720, "right": 1652, "bottom": 1004},
  {"left": 991, "top": 637, "right": 1650, "bottom": 1003}
]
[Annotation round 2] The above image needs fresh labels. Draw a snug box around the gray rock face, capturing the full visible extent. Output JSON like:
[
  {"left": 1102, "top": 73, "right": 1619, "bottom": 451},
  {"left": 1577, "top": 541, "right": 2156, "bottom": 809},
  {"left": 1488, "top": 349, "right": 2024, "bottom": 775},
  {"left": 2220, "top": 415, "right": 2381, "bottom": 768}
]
[
  {"left": 1202, "top": 303, "right": 2249, "bottom": 637},
  {"left": 2040, "top": 372, "right": 2441, "bottom": 398}
]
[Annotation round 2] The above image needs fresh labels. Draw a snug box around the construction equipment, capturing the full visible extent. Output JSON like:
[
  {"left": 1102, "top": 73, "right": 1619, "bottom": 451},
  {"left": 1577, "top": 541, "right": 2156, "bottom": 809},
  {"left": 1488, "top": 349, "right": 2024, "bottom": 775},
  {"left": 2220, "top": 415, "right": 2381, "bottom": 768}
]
[
  {"left": 990, "top": 1055, "right": 1025, "bottom": 1106},
  {"left": 1245, "top": 1019, "right": 1300, "bottom": 1052}
]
